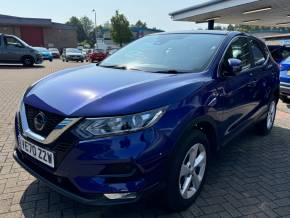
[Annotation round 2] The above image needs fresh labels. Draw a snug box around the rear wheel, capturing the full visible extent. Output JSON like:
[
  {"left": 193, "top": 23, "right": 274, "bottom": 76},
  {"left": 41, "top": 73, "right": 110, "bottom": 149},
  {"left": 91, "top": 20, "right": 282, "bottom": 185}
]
[
  {"left": 165, "top": 130, "right": 209, "bottom": 211},
  {"left": 22, "top": 56, "right": 34, "bottom": 67},
  {"left": 256, "top": 99, "right": 277, "bottom": 135}
]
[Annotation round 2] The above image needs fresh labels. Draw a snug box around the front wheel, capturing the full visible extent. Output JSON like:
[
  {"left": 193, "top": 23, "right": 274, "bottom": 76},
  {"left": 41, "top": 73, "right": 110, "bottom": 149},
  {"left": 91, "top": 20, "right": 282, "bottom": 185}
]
[
  {"left": 22, "top": 56, "right": 34, "bottom": 67},
  {"left": 164, "top": 130, "right": 209, "bottom": 211},
  {"left": 256, "top": 99, "right": 277, "bottom": 135}
]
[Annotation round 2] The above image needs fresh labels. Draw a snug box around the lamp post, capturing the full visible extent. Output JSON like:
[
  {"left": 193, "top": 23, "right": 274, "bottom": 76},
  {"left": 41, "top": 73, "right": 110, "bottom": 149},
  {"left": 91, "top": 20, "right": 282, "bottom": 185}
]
[{"left": 92, "top": 9, "right": 97, "bottom": 48}]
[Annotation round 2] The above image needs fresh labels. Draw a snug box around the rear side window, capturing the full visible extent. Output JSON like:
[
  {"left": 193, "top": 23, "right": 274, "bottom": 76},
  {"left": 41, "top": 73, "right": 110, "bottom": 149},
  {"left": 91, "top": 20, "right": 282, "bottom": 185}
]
[
  {"left": 251, "top": 40, "right": 266, "bottom": 66},
  {"left": 221, "top": 37, "right": 251, "bottom": 74}
]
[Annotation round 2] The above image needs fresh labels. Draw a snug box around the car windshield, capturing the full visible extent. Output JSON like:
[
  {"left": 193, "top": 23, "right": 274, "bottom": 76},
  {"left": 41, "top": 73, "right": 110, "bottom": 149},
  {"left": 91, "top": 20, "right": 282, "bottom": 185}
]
[
  {"left": 35, "top": 47, "right": 49, "bottom": 52},
  {"left": 66, "top": 48, "right": 81, "bottom": 53},
  {"left": 49, "top": 48, "right": 58, "bottom": 52},
  {"left": 100, "top": 33, "right": 225, "bottom": 73}
]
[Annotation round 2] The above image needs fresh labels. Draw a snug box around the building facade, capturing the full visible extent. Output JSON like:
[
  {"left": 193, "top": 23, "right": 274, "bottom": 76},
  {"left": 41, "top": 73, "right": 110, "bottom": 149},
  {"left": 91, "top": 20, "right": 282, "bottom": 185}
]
[{"left": 0, "top": 14, "right": 77, "bottom": 50}]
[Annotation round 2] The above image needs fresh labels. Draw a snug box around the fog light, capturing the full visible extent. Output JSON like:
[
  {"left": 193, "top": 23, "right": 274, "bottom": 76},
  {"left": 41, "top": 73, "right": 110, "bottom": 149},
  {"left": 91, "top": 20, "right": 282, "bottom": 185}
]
[{"left": 104, "top": 192, "right": 137, "bottom": 200}]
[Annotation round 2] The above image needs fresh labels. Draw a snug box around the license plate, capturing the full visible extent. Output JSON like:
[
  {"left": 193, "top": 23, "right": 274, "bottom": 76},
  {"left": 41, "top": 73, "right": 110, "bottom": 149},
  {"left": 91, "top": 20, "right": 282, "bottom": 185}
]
[
  {"left": 18, "top": 136, "right": 55, "bottom": 168},
  {"left": 287, "top": 71, "right": 290, "bottom": 76}
]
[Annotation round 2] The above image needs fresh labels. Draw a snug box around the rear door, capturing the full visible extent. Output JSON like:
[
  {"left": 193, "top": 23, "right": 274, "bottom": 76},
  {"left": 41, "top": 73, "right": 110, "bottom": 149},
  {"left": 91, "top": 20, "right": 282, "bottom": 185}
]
[{"left": 249, "top": 38, "right": 274, "bottom": 116}]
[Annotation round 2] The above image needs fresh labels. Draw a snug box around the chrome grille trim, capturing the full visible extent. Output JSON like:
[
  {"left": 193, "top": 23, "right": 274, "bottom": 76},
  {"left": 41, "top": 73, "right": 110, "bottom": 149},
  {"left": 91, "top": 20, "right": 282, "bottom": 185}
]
[{"left": 20, "top": 102, "right": 82, "bottom": 144}]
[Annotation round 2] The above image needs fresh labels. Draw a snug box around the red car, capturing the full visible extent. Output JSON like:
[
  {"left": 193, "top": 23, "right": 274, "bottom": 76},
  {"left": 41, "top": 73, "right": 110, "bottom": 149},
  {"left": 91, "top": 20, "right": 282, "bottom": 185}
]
[{"left": 86, "top": 49, "right": 108, "bottom": 63}]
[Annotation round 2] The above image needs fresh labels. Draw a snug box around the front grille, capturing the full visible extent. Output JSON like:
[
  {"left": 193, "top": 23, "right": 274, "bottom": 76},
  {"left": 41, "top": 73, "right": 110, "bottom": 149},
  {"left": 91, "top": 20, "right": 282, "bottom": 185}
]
[{"left": 25, "top": 104, "right": 64, "bottom": 138}]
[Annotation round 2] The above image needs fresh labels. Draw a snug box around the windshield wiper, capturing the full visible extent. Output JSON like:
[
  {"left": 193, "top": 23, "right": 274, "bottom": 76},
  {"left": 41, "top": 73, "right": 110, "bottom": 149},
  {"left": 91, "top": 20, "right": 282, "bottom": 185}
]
[
  {"left": 99, "top": 65, "right": 144, "bottom": 71},
  {"left": 152, "top": 70, "right": 184, "bottom": 74},
  {"left": 99, "top": 65, "right": 127, "bottom": 70}
]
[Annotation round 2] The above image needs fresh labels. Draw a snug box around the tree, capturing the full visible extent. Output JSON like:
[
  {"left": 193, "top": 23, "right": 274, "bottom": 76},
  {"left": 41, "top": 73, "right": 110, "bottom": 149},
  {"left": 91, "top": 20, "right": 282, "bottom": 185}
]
[
  {"left": 66, "top": 16, "right": 87, "bottom": 42},
  {"left": 80, "top": 16, "right": 94, "bottom": 39},
  {"left": 227, "top": 24, "right": 235, "bottom": 31},
  {"left": 135, "top": 20, "right": 147, "bottom": 28},
  {"left": 110, "top": 10, "right": 133, "bottom": 47}
]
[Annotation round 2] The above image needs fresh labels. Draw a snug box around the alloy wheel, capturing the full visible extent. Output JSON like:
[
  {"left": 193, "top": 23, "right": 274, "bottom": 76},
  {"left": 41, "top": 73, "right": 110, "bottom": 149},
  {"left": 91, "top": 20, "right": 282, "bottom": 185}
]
[
  {"left": 267, "top": 101, "right": 276, "bottom": 130},
  {"left": 179, "top": 143, "right": 206, "bottom": 199}
]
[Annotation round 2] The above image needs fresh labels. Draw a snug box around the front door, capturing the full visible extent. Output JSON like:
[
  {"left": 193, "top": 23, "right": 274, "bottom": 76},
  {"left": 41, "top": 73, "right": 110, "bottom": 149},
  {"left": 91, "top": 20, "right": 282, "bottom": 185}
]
[
  {"left": 2, "top": 35, "right": 25, "bottom": 62},
  {"left": 219, "top": 36, "right": 257, "bottom": 139}
]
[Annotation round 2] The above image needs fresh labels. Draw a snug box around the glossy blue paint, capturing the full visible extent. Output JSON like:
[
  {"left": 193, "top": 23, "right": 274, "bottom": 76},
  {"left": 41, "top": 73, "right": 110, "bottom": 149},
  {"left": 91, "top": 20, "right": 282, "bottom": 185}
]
[
  {"left": 14, "top": 31, "right": 280, "bottom": 205},
  {"left": 280, "top": 58, "right": 290, "bottom": 83}
]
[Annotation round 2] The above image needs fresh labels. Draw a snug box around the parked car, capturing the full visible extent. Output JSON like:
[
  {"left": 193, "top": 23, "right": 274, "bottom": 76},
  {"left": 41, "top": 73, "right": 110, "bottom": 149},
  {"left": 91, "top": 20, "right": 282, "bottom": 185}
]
[
  {"left": 267, "top": 45, "right": 290, "bottom": 63},
  {"left": 0, "top": 33, "right": 42, "bottom": 67},
  {"left": 278, "top": 57, "right": 290, "bottom": 103},
  {"left": 14, "top": 31, "right": 279, "bottom": 211},
  {"left": 267, "top": 45, "right": 290, "bottom": 103},
  {"left": 108, "top": 48, "right": 119, "bottom": 56},
  {"left": 34, "top": 47, "right": 53, "bottom": 62},
  {"left": 62, "top": 48, "right": 84, "bottom": 62},
  {"left": 48, "top": 48, "right": 60, "bottom": 58},
  {"left": 86, "top": 49, "right": 108, "bottom": 63}
]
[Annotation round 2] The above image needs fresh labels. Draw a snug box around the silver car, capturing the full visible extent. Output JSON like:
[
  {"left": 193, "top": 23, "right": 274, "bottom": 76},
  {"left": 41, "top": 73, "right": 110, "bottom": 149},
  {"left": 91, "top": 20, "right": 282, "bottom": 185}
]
[{"left": 0, "top": 33, "right": 42, "bottom": 67}]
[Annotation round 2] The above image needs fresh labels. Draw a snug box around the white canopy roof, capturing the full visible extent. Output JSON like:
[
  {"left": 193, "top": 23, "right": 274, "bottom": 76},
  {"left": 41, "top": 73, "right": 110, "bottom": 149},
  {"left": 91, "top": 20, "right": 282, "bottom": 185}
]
[{"left": 169, "top": 0, "right": 290, "bottom": 27}]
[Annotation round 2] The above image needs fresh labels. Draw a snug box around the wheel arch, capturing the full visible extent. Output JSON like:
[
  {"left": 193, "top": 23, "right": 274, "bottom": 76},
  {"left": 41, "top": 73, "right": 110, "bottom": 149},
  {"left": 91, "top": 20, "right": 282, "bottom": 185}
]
[
  {"left": 21, "top": 55, "right": 35, "bottom": 63},
  {"left": 170, "top": 115, "right": 220, "bottom": 159}
]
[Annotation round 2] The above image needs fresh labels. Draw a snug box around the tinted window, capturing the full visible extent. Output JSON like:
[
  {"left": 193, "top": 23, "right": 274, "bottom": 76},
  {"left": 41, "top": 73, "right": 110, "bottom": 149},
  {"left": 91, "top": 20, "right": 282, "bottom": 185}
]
[
  {"left": 281, "top": 48, "right": 290, "bottom": 60},
  {"left": 4, "top": 36, "right": 23, "bottom": 47},
  {"left": 66, "top": 48, "right": 81, "bottom": 53},
  {"left": 100, "top": 34, "right": 225, "bottom": 73},
  {"left": 251, "top": 40, "right": 266, "bottom": 66},
  {"left": 221, "top": 37, "right": 251, "bottom": 74}
]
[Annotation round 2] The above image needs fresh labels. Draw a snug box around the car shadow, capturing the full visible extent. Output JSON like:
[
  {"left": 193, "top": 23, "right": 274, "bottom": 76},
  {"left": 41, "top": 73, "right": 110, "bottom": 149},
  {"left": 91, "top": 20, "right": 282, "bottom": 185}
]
[
  {"left": 0, "top": 65, "right": 44, "bottom": 69},
  {"left": 19, "top": 125, "right": 290, "bottom": 217}
]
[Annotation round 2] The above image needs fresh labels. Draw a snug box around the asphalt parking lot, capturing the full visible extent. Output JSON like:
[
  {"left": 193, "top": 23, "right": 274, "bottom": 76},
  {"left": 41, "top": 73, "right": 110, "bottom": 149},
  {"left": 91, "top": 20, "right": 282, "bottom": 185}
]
[{"left": 0, "top": 60, "right": 290, "bottom": 218}]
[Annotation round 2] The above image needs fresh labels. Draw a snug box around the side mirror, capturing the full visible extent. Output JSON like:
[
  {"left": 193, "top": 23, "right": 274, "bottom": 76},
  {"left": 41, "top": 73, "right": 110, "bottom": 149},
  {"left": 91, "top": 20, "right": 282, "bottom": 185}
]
[{"left": 227, "top": 58, "right": 242, "bottom": 76}]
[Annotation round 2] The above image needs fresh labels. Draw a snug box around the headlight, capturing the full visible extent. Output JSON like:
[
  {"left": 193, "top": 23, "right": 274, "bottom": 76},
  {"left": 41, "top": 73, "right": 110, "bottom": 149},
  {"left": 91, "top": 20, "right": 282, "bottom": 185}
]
[{"left": 72, "top": 107, "right": 166, "bottom": 139}]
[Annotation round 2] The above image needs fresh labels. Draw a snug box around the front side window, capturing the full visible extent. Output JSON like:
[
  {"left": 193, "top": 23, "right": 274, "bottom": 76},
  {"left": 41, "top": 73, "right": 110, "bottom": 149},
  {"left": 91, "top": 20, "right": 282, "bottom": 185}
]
[
  {"left": 221, "top": 37, "right": 251, "bottom": 74},
  {"left": 100, "top": 33, "right": 225, "bottom": 73},
  {"left": 4, "top": 36, "right": 23, "bottom": 48},
  {"left": 251, "top": 40, "right": 266, "bottom": 66}
]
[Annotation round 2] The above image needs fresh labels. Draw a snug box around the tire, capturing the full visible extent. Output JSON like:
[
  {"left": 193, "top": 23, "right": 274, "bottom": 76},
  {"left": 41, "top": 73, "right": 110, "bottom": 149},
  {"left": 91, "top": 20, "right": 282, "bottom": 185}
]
[
  {"left": 66, "top": 60, "right": 68, "bottom": 62},
  {"left": 280, "top": 95, "right": 290, "bottom": 103},
  {"left": 164, "top": 129, "right": 209, "bottom": 211},
  {"left": 22, "top": 56, "right": 34, "bottom": 67},
  {"left": 49, "top": 59, "right": 53, "bottom": 62},
  {"left": 256, "top": 99, "right": 277, "bottom": 135},
  {"left": 81, "top": 60, "right": 84, "bottom": 63}
]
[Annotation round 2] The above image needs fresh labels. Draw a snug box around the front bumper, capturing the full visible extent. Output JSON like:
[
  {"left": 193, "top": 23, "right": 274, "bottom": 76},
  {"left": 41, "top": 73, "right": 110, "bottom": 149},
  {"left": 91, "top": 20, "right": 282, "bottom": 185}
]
[
  {"left": 66, "top": 56, "right": 84, "bottom": 61},
  {"left": 13, "top": 150, "right": 152, "bottom": 205},
  {"left": 35, "top": 55, "right": 43, "bottom": 64},
  {"left": 14, "top": 112, "right": 170, "bottom": 205},
  {"left": 280, "top": 82, "right": 290, "bottom": 96}
]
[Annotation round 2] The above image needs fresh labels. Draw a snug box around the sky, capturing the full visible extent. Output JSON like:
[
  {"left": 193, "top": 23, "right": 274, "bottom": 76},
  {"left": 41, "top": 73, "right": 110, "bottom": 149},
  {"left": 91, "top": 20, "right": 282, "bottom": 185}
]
[{"left": 0, "top": 0, "right": 209, "bottom": 31}]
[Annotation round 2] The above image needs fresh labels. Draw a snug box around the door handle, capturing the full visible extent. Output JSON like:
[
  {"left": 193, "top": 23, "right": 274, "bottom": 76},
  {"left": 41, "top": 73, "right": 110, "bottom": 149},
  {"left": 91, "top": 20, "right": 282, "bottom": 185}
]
[{"left": 247, "top": 80, "right": 257, "bottom": 87}]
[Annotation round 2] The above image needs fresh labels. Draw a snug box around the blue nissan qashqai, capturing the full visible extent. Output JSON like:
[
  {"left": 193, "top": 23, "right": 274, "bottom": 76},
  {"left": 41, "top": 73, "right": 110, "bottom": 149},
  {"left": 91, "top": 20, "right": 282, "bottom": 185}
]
[{"left": 14, "top": 31, "right": 280, "bottom": 211}]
